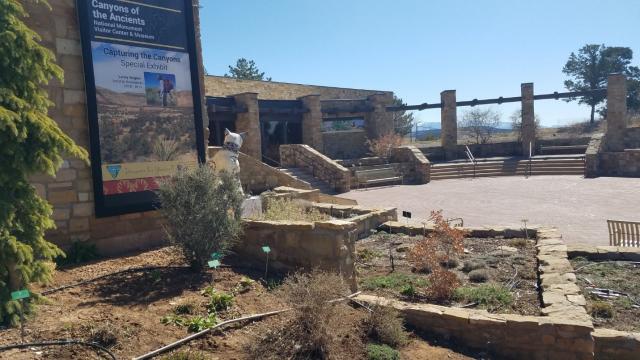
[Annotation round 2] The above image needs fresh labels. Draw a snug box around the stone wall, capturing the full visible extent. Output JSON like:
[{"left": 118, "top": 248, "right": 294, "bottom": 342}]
[
  {"left": 390, "top": 146, "right": 431, "bottom": 184},
  {"left": 207, "top": 147, "right": 311, "bottom": 195},
  {"left": 598, "top": 150, "right": 640, "bottom": 177},
  {"left": 280, "top": 144, "right": 351, "bottom": 192},
  {"left": 204, "top": 76, "right": 390, "bottom": 100},
  {"left": 585, "top": 133, "right": 605, "bottom": 178},
  {"left": 22, "top": 0, "right": 205, "bottom": 254},
  {"left": 322, "top": 130, "right": 369, "bottom": 159},
  {"left": 239, "top": 219, "right": 357, "bottom": 290}
]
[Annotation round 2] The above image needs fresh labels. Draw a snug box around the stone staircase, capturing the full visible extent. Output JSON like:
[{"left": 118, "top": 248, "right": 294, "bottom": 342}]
[
  {"left": 430, "top": 155, "right": 585, "bottom": 181},
  {"left": 279, "top": 167, "right": 336, "bottom": 194}
]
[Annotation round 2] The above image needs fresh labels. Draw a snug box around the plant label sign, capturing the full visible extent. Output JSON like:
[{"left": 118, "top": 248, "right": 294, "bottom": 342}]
[
  {"left": 211, "top": 252, "right": 221, "bottom": 260},
  {"left": 402, "top": 211, "right": 412, "bottom": 219},
  {"left": 208, "top": 259, "right": 221, "bottom": 269},
  {"left": 262, "top": 246, "right": 271, "bottom": 254},
  {"left": 11, "top": 289, "right": 30, "bottom": 301}
]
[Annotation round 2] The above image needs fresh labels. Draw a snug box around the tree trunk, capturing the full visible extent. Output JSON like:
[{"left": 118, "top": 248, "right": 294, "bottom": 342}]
[{"left": 590, "top": 105, "right": 595, "bottom": 124}]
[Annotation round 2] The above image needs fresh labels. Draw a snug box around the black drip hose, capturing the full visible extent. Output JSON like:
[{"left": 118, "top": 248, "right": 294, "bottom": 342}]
[{"left": 0, "top": 339, "right": 117, "bottom": 360}]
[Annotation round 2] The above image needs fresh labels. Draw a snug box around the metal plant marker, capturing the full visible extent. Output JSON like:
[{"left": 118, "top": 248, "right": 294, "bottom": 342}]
[{"left": 11, "top": 289, "right": 30, "bottom": 343}]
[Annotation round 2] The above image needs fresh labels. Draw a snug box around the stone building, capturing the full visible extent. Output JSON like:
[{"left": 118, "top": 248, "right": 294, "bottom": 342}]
[{"left": 204, "top": 76, "right": 395, "bottom": 162}]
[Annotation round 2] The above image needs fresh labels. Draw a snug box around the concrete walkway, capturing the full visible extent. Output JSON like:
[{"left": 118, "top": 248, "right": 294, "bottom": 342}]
[{"left": 343, "top": 176, "right": 640, "bottom": 245}]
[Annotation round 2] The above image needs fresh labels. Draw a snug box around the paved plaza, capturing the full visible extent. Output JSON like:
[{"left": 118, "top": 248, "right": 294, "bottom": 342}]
[{"left": 343, "top": 176, "right": 640, "bottom": 245}]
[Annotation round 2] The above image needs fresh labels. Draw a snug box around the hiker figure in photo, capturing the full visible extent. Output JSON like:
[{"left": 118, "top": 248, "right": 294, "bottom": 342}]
[
  {"left": 158, "top": 76, "right": 174, "bottom": 107},
  {"left": 211, "top": 128, "right": 246, "bottom": 194}
]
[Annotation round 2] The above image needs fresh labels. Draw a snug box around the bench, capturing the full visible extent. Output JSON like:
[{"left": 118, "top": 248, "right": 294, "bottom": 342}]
[
  {"left": 607, "top": 219, "right": 640, "bottom": 247},
  {"left": 539, "top": 145, "right": 588, "bottom": 154},
  {"left": 355, "top": 167, "right": 403, "bottom": 189}
]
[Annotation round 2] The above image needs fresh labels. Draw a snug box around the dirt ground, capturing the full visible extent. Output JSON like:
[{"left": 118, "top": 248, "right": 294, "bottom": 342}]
[
  {"left": 0, "top": 247, "right": 479, "bottom": 359},
  {"left": 356, "top": 233, "right": 540, "bottom": 315},
  {"left": 571, "top": 258, "right": 640, "bottom": 332}
]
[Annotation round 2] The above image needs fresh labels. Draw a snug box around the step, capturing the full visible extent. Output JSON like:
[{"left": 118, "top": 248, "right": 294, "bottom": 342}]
[
  {"left": 431, "top": 159, "right": 584, "bottom": 170},
  {"left": 430, "top": 169, "right": 584, "bottom": 180}
]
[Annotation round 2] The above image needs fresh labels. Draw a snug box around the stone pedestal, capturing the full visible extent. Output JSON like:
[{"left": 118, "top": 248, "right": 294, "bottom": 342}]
[
  {"left": 521, "top": 83, "right": 535, "bottom": 157},
  {"left": 440, "top": 90, "right": 457, "bottom": 160},
  {"left": 606, "top": 74, "right": 627, "bottom": 152},
  {"left": 365, "top": 93, "right": 394, "bottom": 139},
  {"left": 233, "top": 92, "right": 261, "bottom": 159},
  {"left": 299, "top": 94, "right": 323, "bottom": 151}
]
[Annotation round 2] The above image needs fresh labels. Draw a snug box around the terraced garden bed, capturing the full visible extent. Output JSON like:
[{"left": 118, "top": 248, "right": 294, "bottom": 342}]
[{"left": 356, "top": 232, "right": 541, "bottom": 315}]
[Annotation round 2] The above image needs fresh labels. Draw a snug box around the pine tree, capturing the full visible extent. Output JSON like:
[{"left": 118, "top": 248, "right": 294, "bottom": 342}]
[
  {"left": 0, "top": 0, "right": 88, "bottom": 325},
  {"left": 225, "top": 58, "right": 272, "bottom": 81}
]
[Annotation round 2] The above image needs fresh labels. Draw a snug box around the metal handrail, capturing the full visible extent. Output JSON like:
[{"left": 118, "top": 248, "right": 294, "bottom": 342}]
[
  {"left": 526, "top": 142, "right": 532, "bottom": 178},
  {"left": 465, "top": 145, "right": 477, "bottom": 179}
]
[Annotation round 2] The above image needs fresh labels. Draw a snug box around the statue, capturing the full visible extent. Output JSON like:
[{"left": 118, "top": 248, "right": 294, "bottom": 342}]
[{"left": 211, "top": 128, "right": 246, "bottom": 193}]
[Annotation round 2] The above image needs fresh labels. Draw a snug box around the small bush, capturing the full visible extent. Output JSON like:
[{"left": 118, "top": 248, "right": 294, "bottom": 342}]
[
  {"left": 454, "top": 284, "right": 513, "bottom": 311},
  {"left": 367, "top": 344, "right": 400, "bottom": 360},
  {"left": 426, "top": 268, "right": 460, "bottom": 302},
  {"left": 161, "top": 313, "right": 218, "bottom": 333},
  {"left": 258, "top": 197, "right": 330, "bottom": 222},
  {"left": 158, "top": 165, "right": 244, "bottom": 270},
  {"left": 358, "top": 248, "right": 381, "bottom": 263},
  {"left": 247, "top": 271, "right": 350, "bottom": 359},
  {"left": 361, "top": 273, "right": 428, "bottom": 291},
  {"left": 590, "top": 301, "right": 614, "bottom": 318},
  {"left": 202, "top": 286, "right": 234, "bottom": 312},
  {"left": 56, "top": 241, "right": 100, "bottom": 266},
  {"left": 162, "top": 351, "right": 206, "bottom": 360},
  {"left": 399, "top": 284, "right": 417, "bottom": 297},
  {"left": 468, "top": 269, "right": 490, "bottom": 283},
  {"left": 366, "top": 133, "right": 403, "bottom": 159},
  {"left": 440, "top": 257, "right": 459, "bottom": 269},
  {"left": 462, "top": 260, "right": 486, "bottom": 273},
  {"left": 233, "top": 276, "right": 256, "bottom": 293},
  {"left": 173, "top": 302, "right": 195, "bottom": 315},
  {"left": 509, "top": 239, "right": 529, "bottom": 248},
  {"left": 82, "top": 322, "right": 122, "bottom": 348},
  {"left": 366, "top": 305, "right": 408, "bottom": 348}
]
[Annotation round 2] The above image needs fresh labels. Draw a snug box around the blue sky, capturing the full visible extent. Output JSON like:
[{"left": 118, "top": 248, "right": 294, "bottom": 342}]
[{"left": 199, "top": 0, "right": 639, "bottom": 127}]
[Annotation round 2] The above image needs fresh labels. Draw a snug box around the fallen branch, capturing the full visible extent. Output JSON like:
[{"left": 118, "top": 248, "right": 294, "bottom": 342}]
[{"left": 132, "top": 291, "right": 362, "bottom": 360}]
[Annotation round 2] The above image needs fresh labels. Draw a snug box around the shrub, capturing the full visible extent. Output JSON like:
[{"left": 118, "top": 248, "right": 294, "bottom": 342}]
[
  {"left": 508, "top": 239, "right": 529, "bottom": 248},
  {"left": 367, "top": 344, "right": 400, "bottom": 360},
  {"left": 0, "top": 0, "right": 88, "bottom": 326},
  {"left": 590, "top": 301, "right": 613, "bottom": 318},
  {"left": 408, "top": 210, "right": 465, "bottom": 301},
  {"left": 399, "top": 284, "right": 417, "bottom": 297},
  {"left": 55, "top": 241, "right": 100, "bottom": 266},
  {"left": 358, "top": 248, "right": 381, "bottom": 263},
  {"left": 161, "top": 313, "right": 217, "bottom": 333},
  {"left": 361, "top": 273, "right": 428, "bottom": 291},
  {"left": 258, "top": 197, "right": 329, "bottom": 222},
  {"left": 440, "top": 257, "right": 459, "bottom": 269},
  {"left": 84, "top": 322, "right": 120, "bottom": 348},
  {"left": 202, "top": 288, "right": 234, "bottom": 313},
  {"left": 173, "top": 302, "right": 195, "bottom": 315},
  {"left": 454, "top": 284, "right": 513, "bottom": 311},
  {"left": 468, "top": 269, "right": 490, "bottom": 283},
  {"left": 247, "top": 271, "right": 350, "bottom": 359},
  {"left": 366, "top": 132, "right": 404, "bottom": 159},
  {"left": 366, "top": 305, "right": 408, "bottom": 348},
  {"left": 462, "top": 260, "right": 486, "bottom": 273},
  {"left": 158, "top": 165, "right": 244, "bottom": 270}
]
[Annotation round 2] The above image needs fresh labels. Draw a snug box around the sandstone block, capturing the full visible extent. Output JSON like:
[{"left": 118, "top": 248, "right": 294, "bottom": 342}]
[
  {"left": 48, "top": 189, "right": 77, "bottom": 204},
  {"left": 69, "top": 217, "right": 89, "bottom": 232},
  {"left": 73, "top": 202, "right": 93, "bottom": 217}
]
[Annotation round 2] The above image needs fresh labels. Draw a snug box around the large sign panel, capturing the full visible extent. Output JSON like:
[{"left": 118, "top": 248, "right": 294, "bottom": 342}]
[{"left": 77, "top": 0, "right": 205, "bottom": 216}]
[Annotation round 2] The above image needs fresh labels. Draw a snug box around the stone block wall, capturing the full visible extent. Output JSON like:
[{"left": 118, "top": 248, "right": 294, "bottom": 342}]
[
  {"left": 22, "top": 0, "right": 187, "bottom": 254},
  {"left": 207, "top": 147, "right": 312, "bottom": 195},
  {"left": 239, "top": 219, "right": 358, "bottom": 290},
  {"left": 585, "top": 133, "right": 605, "bottom": 178},
  {"left": 598, "top": 150, "right": 640, "bottom": 177},
  {"left": 390, "top": 146, "right": 431, "bottom": 184},
  {"left": 322, "top": 130, "right": 368, "bottom": 159},
  {"left": 280, "top": 144, "right": 351, "bottom": 192}
]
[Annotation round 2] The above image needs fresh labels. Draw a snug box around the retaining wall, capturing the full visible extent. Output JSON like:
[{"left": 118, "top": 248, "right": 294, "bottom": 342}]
[{"left": 280, "top": 144, "right": 351, "bottom": 192}]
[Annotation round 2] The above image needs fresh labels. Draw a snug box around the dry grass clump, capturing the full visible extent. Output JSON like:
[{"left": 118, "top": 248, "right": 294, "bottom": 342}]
[
  {"left": 462, "top": 260, "right": 486, "bottom": 273},
  {"left": 590, "top": 301, "right": 614, "bottom": 319},
  {"left": 468, "top": 269, "right": 490, "bottom": 283},
  {"left": 366, "top": 304, "right": 408, "bottom": 348},
  {"left": 259, "top": 197, "right": 330, "bottom": 222},
  {"left": 247, "top": 270, "right": 352, "bottom": 359}
]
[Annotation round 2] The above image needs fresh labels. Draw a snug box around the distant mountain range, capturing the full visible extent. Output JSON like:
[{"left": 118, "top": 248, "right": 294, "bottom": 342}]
[{"left": 416, "top": 121, "right": 512, "bottom": 130}]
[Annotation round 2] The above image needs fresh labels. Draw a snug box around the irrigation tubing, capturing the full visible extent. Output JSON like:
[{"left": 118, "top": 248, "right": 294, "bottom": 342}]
[
  {"left": 0, "top": 339, "right": 117, "bottom": 360},
  {"left": 132, "top": 291, "right": 362, "bottom": 360}
]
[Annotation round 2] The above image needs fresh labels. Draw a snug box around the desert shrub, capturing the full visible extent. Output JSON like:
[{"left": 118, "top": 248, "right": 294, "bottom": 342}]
[
  {"left": 468, "top": 269, "right": 490, "bottom": 283},
  {"left": 55, "top": 241, "right": 100, "bottom": 266},
  {"left": 590, "top": 301, "right": 614, "bottom": 318},
  {"left": 366, "top": 305, "right": 408, "bottom": 347},
  {"left": 508, "top": 239, "right": 529, "bottom": 248},
  {"left": 158, "top": 165, "right": 244, "bottom": 270},
  {"left": 258, "top": 197, "right": 330, "bottom": 222},
  {"left": 162, "top": 351, "right": 206, "bottom": 360},
  {"left": 399, "top": 284, "right": 417, "bottom": 297},
  {"left": 462, "top": 260, "right": 486, "bottom": 273},
  {"left": 358, "top": 248, "right": 381, "bottom": 263},
  {"left": 247, "top": 270, "right": 350, "bottom": 359},
  {"left": 367, "top": 344, "right": 400, "bottom": 360},
  {"left": 454, "top": 284, "right": 513, "bottom": 311},
  {"left": 440, "top": 257, "right": 459, "bottom": 269},
  {"left": 173, "top": 302, "right": 195, "bottom": 315},
  {"left": 408, "top": 210, "right": 465, "bottom": 301},
  {"left": 361, "top": 273, "right": 428, "bottom": 291},
  {"left": 366, "top": 132, "right": 403, "bottom": 159}
]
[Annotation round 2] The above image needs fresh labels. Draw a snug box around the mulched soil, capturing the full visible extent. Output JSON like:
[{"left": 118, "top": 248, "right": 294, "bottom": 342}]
[
  {"left": 570, "top": 258, "right": 640, "bottom": 332},
  {"left": 356, "top": 233, "right": 541, "bottom": 315},
  {"left": 0, "top": 246, "right": 476, "bottom": 359}
]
